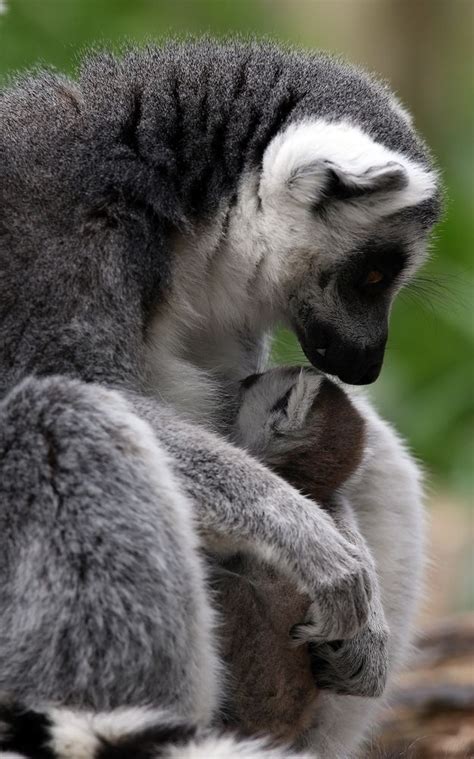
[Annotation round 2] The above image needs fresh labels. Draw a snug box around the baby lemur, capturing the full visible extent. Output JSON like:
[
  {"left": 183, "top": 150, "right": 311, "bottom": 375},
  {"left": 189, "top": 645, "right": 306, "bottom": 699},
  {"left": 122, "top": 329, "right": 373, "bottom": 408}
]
[{"left": 216, "top": 366, "right": 385, "bottom": 745}]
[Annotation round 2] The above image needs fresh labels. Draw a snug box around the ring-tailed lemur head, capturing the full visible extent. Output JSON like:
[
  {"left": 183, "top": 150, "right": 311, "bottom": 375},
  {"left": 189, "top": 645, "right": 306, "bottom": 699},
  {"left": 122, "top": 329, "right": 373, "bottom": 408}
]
[{"left": 231, "top": 119, "right": 441, "bottom": 385}]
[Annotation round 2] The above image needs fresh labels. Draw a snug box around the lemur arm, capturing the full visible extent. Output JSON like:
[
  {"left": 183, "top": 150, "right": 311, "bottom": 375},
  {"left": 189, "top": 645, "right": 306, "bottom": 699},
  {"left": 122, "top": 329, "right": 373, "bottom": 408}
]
[{"left": 127, "top": 392, "right": 373, "bottom": 643}]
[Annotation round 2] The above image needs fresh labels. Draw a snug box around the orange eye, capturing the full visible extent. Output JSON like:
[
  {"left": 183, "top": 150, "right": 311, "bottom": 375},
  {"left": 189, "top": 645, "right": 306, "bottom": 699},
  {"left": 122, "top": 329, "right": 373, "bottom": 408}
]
[{"left": 365, "top": 270, "right": 384, "bottom": 285}]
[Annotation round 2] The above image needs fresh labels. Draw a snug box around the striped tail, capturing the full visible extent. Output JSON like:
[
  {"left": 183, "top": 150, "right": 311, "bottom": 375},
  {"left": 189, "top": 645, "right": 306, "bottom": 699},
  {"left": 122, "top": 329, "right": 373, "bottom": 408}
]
[{"left": 0, "top": 700, "right": 312, "bottom": 759}]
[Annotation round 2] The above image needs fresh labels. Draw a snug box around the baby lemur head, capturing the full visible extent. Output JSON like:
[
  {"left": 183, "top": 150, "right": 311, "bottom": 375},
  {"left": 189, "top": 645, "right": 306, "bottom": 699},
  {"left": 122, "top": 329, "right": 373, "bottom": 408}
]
[{"left": 235, "top": 366, "right": 366, "bottom": 503}]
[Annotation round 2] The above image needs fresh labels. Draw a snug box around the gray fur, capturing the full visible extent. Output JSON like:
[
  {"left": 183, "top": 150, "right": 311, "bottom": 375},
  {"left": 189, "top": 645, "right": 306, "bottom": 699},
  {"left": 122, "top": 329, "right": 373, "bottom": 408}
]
[
  {"left": 0, "top": 40, "right": 440, "bottom": 397},
  {"left": 234, "top": 368, "right": 388, "bottom": 701},
  {"left": 129, "top": 391, "right": 373, "bottom": 644},
  {"left": 0, "top": 376, "right": 217, "bottom": 719},
  {"left": 0, "top": 39, "right": 438, "bottom": 757},
  {"left": 233, "top": 366, "right": 426, "bottom": 756}
]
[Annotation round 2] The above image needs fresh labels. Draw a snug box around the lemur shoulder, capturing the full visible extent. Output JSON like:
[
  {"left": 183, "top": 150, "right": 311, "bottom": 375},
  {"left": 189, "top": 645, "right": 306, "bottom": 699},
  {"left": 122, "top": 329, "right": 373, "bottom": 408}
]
[{"left": 0, "top": 40, "right": 440, "bottom": 758}]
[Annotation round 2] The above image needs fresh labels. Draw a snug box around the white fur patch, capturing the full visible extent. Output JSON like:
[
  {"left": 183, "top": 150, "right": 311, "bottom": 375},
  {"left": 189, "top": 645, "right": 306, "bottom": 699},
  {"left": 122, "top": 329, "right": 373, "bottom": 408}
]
[
  {"left": 165, "top": 735, "right": 313, "bottom": 758},
  {"left": 45, "top": 707, "right": 313, "bottom": 759},
  {"left": 48, "top": 707, "right": 185, "bottom": 759},
  {"left": 48, "top": 709, "right": 99, "bottom": 759},
  {"left": 260, "top": 119, "right": 437, "bottom": 215}
]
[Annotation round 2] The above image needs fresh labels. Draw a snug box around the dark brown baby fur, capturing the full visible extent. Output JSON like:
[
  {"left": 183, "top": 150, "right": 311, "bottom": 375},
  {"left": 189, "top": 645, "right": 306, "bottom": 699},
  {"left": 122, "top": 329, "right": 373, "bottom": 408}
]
[{"left": 215, "top": 379, "right": 366, "bottom": 744}]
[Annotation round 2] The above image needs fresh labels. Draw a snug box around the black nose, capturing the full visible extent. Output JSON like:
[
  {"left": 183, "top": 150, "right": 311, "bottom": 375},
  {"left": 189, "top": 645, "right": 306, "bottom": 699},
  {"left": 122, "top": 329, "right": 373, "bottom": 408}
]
[
  {"left": 298, "top": 323, "right": 387, "bottom": 385},
  {"left": 351, "top": 356, "right": 384, "bottom": 385},
  {"left": 324, "top": 346, "right": 385, "bottom": 385}
]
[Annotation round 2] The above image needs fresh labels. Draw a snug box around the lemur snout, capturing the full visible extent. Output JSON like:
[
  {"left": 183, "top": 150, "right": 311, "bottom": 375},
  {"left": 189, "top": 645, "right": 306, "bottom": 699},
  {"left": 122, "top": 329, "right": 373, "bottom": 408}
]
[{"left": 298, "top": 321, "right": 387, "bottom": 385}]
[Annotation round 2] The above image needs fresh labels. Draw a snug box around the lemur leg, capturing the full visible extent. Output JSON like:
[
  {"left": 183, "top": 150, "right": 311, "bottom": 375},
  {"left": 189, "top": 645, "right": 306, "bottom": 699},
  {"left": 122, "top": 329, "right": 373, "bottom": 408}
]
[{"left": 0, "top": 376, "right": 218, "bottom": 723}]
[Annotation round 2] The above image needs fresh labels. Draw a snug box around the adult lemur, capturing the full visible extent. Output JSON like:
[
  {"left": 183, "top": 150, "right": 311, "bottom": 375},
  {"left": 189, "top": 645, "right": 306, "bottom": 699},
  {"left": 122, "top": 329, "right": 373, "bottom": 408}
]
[{"left": 0, "top": 40, "right": 440, "bottom": 758}]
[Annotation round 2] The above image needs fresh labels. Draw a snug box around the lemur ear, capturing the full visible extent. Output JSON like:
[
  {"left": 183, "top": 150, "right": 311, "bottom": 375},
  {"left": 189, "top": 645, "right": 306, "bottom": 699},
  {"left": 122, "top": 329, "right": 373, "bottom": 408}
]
[
  {"left": 260, "top": 120, "right": 438, "bottom": 216},
  {"left": 287, "top": 159, "right": 408, "bottom": 206}
]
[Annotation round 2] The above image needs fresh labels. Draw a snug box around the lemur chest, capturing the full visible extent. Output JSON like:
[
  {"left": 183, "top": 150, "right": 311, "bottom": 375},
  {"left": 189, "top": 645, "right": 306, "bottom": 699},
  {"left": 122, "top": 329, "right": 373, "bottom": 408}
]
[
  {"left": 144, "top": 218, "right": 273, "bottom": 430},
  {"left": 145, "top": 324, "right": 265, "bottom": 432}
]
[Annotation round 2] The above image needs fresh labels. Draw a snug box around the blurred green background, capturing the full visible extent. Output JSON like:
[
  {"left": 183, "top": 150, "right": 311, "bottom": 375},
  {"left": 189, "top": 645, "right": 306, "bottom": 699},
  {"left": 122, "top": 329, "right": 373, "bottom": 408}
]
[{"left": 1, "top": 1, "right": 472, "bottom": 611}]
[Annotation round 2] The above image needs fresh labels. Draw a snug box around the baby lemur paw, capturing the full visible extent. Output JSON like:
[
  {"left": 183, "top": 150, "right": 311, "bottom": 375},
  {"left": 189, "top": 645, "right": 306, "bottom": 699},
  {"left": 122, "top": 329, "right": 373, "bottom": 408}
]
[{"left": 309, "top": 625, "right": 389, "bottom": 697}]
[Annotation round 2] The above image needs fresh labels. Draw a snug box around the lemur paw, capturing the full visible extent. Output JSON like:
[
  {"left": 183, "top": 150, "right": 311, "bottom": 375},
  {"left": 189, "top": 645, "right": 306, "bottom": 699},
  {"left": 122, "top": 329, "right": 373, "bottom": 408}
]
[
  {"left": 309, "top": 625, "right": 389, "bottom": 697},
  {"left": 291, "top": 553, "right": 373, "bottom": 643}
]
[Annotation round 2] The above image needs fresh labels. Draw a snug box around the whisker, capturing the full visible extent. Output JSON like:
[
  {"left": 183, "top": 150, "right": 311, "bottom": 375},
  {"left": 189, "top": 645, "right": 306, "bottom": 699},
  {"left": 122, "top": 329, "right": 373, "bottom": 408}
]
[{"left": 402, "top": 266, "right": 471, "bottom": 313}]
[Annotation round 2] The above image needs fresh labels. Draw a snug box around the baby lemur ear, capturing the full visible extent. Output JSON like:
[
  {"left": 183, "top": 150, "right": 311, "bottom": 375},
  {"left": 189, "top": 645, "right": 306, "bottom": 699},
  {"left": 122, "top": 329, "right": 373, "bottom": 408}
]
[{"left": 260, "top": 119, "right": 438, "bottom": 216}]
